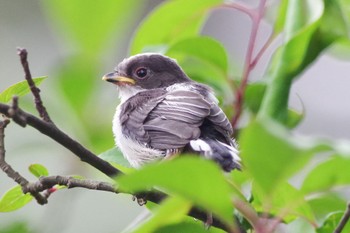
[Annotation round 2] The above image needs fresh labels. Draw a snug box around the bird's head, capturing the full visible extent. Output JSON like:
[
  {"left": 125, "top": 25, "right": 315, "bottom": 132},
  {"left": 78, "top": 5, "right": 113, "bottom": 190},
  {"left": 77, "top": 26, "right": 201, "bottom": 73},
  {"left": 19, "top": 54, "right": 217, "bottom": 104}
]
[{"left": 102, "top": 53, "right": 190, "bottom": 90}]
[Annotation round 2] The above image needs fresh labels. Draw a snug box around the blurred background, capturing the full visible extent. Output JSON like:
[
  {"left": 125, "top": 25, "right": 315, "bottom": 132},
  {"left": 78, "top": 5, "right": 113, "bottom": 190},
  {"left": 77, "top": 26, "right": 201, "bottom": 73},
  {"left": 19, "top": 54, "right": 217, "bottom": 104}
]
[{"left": 0, "top": 0, "right": 349, "bottom": 232}]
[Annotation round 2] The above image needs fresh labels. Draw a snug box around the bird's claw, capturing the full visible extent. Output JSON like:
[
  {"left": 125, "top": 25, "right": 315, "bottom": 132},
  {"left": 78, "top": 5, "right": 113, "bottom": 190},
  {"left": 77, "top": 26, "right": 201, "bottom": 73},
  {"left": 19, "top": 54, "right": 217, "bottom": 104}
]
[
  {"left": 205, "top": 212, "right": 213, "bottom": 229},
  {"left": 132, "top": 195, "right": 147, "bottom": 206}
]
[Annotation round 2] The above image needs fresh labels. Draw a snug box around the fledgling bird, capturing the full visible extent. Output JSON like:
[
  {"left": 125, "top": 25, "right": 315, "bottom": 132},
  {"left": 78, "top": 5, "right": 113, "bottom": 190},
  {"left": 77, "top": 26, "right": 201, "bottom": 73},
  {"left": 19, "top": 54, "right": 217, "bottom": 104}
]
[{"left": 103, "top": 53, "right": 240, "bottom": 172}]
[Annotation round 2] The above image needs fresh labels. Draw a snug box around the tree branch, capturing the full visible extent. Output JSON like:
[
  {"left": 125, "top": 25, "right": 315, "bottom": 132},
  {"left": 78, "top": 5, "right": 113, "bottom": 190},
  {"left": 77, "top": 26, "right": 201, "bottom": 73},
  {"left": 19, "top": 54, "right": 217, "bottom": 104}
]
[
  {"left": 334, "top": 202, "right": 350, "bottom": 233},
  {"left": 0, "top": 101, "right": 121, "bottom": 177},
  {"left": 230, "top": 0, "right": 268, "bottom": 128},
  {"left": 20, "top": 172, "right": 244, "bottom": 232},
  {"left": 25, "top": 175, "right": 117, "bottom": 193},
  {"left": 0, "top": 119, "right": 48, "bottom": 204},
  {"left": 17, "top": 48, "right": 53, "bottom": 124}
]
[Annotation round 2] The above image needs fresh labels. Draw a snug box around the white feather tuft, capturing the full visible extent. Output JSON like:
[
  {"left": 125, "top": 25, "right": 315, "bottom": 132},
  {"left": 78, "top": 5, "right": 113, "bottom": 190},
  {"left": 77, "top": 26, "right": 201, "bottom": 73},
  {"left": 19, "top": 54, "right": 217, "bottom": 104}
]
[
  {"left": 190, "top": 139, "right": 212, "bottom": 158},
  {"left": 217, "top": 140, "right": 241, "bottom": 163}
]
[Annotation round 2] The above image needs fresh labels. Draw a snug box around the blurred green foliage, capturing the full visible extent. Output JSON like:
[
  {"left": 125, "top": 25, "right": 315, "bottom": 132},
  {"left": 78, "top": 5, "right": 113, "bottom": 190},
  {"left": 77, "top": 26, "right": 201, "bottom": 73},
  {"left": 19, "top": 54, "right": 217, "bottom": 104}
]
[
  {"left": 39, "top": 0, "right": 145, "bottom": 152},
  {"left": 1, "top": 0, "right": 350, "bottom": 232},
  {"left": 0, "top": 222, "right": 35, "bottom": 233}
]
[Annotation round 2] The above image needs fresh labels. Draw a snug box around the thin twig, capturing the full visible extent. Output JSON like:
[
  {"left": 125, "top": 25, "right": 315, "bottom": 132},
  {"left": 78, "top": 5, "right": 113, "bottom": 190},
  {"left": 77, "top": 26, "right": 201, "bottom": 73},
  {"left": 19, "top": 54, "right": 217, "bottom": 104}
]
[
  {"left": 233, "top": 199, "right": 270, "bottom": 233},
  {"left": 334, "top": 202, "right": 350, "bottom": 233},
  {"left": 250, "top": 32, "right": 276, "bottom": 70},
  {"left": 0, "top": 101, "right": 121, "bottom": 177},
  {"left": 25, "top": 175, "right": 117, "bottom": 193},
  {"left": 221, "top": 2, "right": 255, "bottom": 19},
  {"left": 0, "top": 119, "right": 48, "bottom": 204},
  {"left": 17, "top": 48, "right": 53, "bottom": 124},
  {"left": 231, "top": 0, "right": 268, "bottom": 128}
]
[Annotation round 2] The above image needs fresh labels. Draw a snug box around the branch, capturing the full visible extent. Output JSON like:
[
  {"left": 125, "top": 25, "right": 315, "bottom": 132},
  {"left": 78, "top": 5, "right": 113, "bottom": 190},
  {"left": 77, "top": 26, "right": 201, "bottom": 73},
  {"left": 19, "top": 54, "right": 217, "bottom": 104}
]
[
  {"left": 334, "top": 202, "right": 350, "bottom": 233},
  {"left": 25, "top": 175, "right": 117, "bottom": 193},
  {"left": 0, "top": 100, "right": 121, "bottom": 177},
  {"left": 17, "top": 48, "right": 53, "bottom": 124},
  {"left": 19, "top": 172, "right": 239, "bottom": 232},
  {"left": 234, "top": 199, "right": 263, "bottom": 231},
  {"left": 230, "top": 0, "right": 268, "bottom": 128},
  {"left": 220, "top": 2, "right": 255, "bottom": 19},
  {"left": 0, "top": 119, "right": 48, "bottom": 204}
]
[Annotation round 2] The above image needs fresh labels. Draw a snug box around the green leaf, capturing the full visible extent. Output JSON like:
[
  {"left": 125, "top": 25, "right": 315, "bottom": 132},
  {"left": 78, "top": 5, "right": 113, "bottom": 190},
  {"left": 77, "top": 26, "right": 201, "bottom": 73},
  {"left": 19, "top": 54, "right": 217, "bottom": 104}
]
[
  {"left": 41, "top": 0, "right": 141, "bottom": 56},
  {"left": 245, "top": 83, "right": 303, "bottom": 128},
  {"left": 0, "top": 77, "right": 47, "bottom": 103},
  {"left": 98, "top": 147, "right": 133, "bottom": 174},
  {"left": 155, "top": 222, "right": 226, "bottom": 233},
  {"left": 129, "top": 196, "right": 192, "bottom": 233},
  {"left": 317, "top": 211, "right": 350, "bottom": 233},
  {"left": 244, "top": 82, "right": 266, "bottom": 114},
  {"left": 165, "top": 36, "right": 231, "bottom": 100},
  {"left": 239, "top": 120, "right": 316, "bottom": 195},
  {"left": 28, "top": 164, "right": 49, "bottom": 178},
  {"left": 308, "top": 193, "right": 347, "bottom": 224},
  {"left": 130, "top": 0, "right": 221, "bottom": 54},
  {"left": 259, "top": 0, "right": 323, "bottom": 122},
  {"left": 116, "top": 156, "right": 236, "bottom": 226},
  {"left": 252, "top": 182, "right": 316, "bottom": 223},
  {"left": 301, "top": 156, "right": 350, "bottom": 194},
  {"left": 318, "top": 0, "right": 349, "bottom": 43},
  {"left": 273, "top": 0, "right": 288, "bottom": 34},
  {"left": 259, "top": 0, "right": 350, "bottom": 123},
  {"left": 0, "top": 186, "right": 33, "bottom": 212},
  {"left": 172, "top": 57, "right": 233, "bottom": 103},
  {"left": 166, "top": 36, "right": 228, "bottom": 72},
  {"left": 286, "top": 108, "right": 304, "bottom": 129}
]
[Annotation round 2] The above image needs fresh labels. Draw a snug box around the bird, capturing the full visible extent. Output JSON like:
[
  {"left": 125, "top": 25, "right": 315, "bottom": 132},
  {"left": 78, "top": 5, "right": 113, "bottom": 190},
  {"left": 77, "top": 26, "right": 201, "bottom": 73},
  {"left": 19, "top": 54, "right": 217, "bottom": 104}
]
[{"left": 102, "top": 53, "right": 240, "bottom": 172}]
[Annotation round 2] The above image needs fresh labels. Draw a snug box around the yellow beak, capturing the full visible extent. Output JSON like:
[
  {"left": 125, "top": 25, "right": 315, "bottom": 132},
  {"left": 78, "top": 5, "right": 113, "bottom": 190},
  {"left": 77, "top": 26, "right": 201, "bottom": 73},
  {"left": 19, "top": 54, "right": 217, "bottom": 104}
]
[{"left": 102, "top": 72, "right": 135, "bottom": 85}]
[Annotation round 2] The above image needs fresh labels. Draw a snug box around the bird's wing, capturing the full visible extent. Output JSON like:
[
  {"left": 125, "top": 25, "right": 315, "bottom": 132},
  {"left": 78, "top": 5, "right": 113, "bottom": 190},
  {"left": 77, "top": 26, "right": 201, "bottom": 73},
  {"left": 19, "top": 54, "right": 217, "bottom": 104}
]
[
  {"left": 120, "top": 89, "right": 233, "bottom": 150},
  {"left": 119, "top": 89, "right": 167, "bottom": 144},
  {"left": 206, "top": 103, "right": 234, "bottom": 137},
  {"left": 143, "top": 90, "right": 212, "bottom": 149}
]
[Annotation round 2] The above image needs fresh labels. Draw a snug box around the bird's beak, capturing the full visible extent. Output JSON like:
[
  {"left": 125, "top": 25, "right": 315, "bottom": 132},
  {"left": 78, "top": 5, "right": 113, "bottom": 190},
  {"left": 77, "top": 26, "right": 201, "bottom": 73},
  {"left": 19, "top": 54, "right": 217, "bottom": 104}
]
[{"left": 102, "top": 72, "right": 135, "bottom": 85}]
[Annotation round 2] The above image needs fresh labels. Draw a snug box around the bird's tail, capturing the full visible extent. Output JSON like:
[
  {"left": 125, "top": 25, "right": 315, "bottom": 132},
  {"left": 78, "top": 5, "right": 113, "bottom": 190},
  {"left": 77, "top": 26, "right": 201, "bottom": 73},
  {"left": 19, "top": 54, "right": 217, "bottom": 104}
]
[{"left": 189, "top": 138, "right": 241, "bottom": 172}]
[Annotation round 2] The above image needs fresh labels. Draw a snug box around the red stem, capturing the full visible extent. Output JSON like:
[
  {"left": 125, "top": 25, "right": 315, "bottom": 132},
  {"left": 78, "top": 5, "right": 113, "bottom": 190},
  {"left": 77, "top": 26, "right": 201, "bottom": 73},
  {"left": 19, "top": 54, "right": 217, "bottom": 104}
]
[
  {"left": 250, "top": 32, "right": 275, "bottom": 70},
  {"left": 231, "top": 0, "right": 268, "bottom": 128},
  {"left": 221, "top": 2, "right": 255, "bottom": 18}
]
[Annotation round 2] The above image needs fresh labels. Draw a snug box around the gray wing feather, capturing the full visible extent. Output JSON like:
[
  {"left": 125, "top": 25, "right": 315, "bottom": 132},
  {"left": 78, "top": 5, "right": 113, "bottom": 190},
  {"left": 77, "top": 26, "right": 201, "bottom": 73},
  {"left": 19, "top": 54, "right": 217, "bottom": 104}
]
[
  {"left": 121, "top": 88, "right": 232, "bottom": 150},
  {"left": 120, "top": 89, "right": 166, "bottom": 144},
  {"left": 143, "top": 90, "right": 211, "bottom": 149},
  {"left": 207, "top": 104, "right": 233, "bottom": 135}
]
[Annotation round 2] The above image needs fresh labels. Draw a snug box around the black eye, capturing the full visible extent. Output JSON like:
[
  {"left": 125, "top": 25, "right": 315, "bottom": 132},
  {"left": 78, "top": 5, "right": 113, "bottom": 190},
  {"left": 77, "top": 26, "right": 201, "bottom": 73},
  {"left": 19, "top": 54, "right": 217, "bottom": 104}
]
[{"left": 135, "top": 67, "right": 148, "bottom": 78}]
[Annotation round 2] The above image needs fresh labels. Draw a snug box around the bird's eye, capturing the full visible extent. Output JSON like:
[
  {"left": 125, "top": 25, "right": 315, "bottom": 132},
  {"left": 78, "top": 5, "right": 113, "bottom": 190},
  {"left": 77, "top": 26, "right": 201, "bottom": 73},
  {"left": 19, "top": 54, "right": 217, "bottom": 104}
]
[{"left": 135, "top": 67, "right": 148, "bottom": 79}]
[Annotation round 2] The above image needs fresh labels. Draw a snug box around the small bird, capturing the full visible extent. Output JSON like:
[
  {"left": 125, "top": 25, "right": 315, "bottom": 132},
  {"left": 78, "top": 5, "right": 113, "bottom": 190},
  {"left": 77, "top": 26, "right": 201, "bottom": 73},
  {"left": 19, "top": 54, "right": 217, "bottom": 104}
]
[{"left": 103, "top": 53, "right": 240, "bottom": 172}]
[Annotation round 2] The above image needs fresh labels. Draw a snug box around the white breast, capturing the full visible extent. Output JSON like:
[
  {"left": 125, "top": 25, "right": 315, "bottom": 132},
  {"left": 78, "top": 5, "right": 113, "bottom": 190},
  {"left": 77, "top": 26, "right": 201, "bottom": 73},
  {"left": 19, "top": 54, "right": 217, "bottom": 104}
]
[{"left": 112, "top": 95, "right": 164, "bottom": 168}]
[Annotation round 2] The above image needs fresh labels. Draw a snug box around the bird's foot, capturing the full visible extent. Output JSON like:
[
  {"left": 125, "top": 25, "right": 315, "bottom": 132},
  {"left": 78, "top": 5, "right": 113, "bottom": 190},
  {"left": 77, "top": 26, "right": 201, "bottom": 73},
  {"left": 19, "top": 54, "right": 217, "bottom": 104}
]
[
  {"left": 205, "top": 212, "right": 213, "bottom": 229},
  {"left": 132, "top": 194, "right": 147, "bottom": 206}
]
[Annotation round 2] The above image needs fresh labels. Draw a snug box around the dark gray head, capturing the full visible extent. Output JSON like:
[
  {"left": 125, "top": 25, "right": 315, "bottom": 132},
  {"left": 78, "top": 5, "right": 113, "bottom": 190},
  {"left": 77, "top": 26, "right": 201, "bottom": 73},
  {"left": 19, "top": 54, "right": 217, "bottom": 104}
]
[{"left": 103, "top": 53, "right": 191, "bottom": 89}]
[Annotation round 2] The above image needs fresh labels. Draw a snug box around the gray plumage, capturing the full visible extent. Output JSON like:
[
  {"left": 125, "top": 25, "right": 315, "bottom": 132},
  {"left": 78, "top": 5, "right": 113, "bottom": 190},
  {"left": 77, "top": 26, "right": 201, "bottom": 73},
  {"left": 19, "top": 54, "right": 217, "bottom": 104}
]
[{"left": 103, "top": 53, "right": 240, "bottom": 171}]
